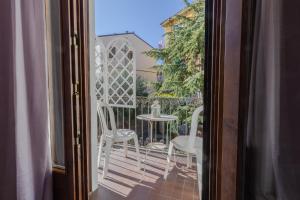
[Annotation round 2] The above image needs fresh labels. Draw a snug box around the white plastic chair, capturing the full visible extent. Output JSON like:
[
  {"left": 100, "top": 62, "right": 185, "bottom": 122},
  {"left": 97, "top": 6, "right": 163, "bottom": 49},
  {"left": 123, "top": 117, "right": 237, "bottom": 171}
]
[
  {"left": 164, "top": 106, "right": 203, "bottom": 196},
  {"left": 97, "top": 102, "right": 141, "bottom": 179}
]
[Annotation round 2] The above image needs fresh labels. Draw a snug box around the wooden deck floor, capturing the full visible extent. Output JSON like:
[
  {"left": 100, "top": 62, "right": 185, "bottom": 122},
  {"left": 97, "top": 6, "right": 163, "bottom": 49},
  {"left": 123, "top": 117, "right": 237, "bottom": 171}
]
[{"left": 91, "top": 147, "right": 201, "bottom": 200}]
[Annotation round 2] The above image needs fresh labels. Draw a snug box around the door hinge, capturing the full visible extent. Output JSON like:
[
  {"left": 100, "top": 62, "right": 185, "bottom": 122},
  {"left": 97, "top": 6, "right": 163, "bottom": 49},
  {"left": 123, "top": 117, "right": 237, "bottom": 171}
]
[
  {"left": 73, "top": 82, "right": 80, "bottom": 95},
  {"left": 71, "top": 33, "right": 79, "bottom": 47},
  {"left": 73, "top": 82, "right": 81, "bottom": 146},
  {"left": 76, "top": 131, "right": 81, "bottom": 145}
]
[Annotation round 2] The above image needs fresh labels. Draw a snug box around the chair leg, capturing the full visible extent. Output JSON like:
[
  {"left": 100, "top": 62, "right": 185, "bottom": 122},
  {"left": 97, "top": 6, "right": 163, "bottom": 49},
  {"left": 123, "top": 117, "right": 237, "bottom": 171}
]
[
  {"left": 164, "top": 142, "right": 174, "bottom": 180},
  {"left": 124, "top": 140, "right": 128, "bottom": 157},
  {"left": 196, "top": 152, "right": 202, "bottom": 198},
  {"left": 133, "top": 135, "right": 141, "bottom": 170},
  {"left": 187, "top": 153, "right": 192, "bottom": 168},
  {"left": 141, "top": 147, "right": 150, "bottom": 181},
  {"left": 102, "top": 139, "right": 113, "bottom": 179},
  {"left": 97, "top": 134, "right": 105, "bottom": 168}
]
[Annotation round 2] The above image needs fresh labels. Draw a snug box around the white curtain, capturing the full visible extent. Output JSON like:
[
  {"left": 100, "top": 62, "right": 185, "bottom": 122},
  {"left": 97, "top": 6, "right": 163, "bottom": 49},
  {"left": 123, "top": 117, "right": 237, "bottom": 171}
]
[
  {"left": 0, "top": 0, "right": 52, "bottom": 199},
  {"left": 246, "top": 0, "right": 300, "bottom": 199}
]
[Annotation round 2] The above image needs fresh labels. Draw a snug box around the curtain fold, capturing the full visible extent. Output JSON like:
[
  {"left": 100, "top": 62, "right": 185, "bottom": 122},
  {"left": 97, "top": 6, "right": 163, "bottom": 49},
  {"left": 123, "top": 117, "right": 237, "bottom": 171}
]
[
  {"left": 246, "top": 0, "right": 300, "bottom": 199},
  {"left": 0, "top": 0, "right": 52, "bottom": 199}
]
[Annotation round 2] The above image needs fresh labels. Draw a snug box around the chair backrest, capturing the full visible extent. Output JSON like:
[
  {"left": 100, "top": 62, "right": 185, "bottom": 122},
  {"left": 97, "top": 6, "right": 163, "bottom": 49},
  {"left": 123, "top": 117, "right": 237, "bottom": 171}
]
[
  {"left": 188, "top": 106, "right": 204, "bottom": 147},
  {"left": 97, "top": 102, "right": 117, "bottom": 137}
]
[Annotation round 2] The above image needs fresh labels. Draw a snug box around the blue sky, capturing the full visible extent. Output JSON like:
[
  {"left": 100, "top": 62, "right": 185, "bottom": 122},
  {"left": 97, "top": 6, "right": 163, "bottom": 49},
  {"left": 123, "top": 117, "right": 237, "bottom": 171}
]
[{"left": 95, "top": 0, "right": 187, "bottom": 48}]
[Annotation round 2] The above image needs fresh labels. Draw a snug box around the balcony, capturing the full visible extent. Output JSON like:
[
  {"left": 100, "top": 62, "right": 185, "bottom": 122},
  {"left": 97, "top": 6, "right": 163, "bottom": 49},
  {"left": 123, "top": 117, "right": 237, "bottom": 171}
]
[
  {"left": 95, "top": 96, "right": 203, "bottom": 200},
  {"left": 97, "top": 96, "right": 203, "bottom": 146},
  {"left": 94, "top": 147, "right": 200, "bottom": 200}
]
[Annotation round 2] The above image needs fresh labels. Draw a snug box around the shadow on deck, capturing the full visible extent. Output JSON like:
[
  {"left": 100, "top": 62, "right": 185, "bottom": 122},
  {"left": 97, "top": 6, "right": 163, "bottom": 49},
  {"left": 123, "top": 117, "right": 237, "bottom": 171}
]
[{"left": 91, "top": 147, "right": 200, "bottom": 200}]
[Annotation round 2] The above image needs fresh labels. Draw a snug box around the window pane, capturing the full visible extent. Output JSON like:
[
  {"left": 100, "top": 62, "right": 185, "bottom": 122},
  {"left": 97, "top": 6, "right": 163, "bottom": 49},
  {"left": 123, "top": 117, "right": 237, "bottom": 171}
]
[{"left": 45, "top": 0, "right": 65, "bottom": 166}]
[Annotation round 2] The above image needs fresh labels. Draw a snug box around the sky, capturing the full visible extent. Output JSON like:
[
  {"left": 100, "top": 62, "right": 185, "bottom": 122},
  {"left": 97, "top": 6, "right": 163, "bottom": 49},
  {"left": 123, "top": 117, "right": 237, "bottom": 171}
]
[{"left": 95, "top": 0, "right": 187, "bottom": 48}]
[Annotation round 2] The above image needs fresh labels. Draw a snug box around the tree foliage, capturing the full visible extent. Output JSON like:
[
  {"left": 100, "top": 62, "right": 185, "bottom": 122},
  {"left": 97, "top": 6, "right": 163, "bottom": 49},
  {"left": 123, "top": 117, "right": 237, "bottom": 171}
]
[
  {"left": 146, "top": 0, "right": 205, "bottom": 97},
  {"left": 136, "top": 75, "right": 149, "bottom": 97}
]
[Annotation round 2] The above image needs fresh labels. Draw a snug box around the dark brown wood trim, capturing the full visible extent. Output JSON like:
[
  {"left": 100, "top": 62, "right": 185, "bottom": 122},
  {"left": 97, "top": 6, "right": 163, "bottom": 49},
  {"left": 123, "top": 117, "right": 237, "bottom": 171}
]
[
  {"left": 220, "top": 0, "right": 242, "bottom": 194},
  {"left": 202, "top": 0, "right": 212, "bottom": 199},
  {"left": 53, "top": 167, "right": 67, "bottom": 200},
  {"left": 205, "top": 0, "right": 226, "bottom": 199},
  {"left": 207, "top": 0, "right": 251, "bottom": 199},
  {"left": 77, "top": 0, "right": 91, "bottom": 199},
  {"left": 58, "top": 0, "right": 86, "bottom": 199},
  {"left": 236, "top": 0, "right": 256, "bottom": 199},
  {"left": 60, "top": 0, "right": 77, "bottom": 198}
]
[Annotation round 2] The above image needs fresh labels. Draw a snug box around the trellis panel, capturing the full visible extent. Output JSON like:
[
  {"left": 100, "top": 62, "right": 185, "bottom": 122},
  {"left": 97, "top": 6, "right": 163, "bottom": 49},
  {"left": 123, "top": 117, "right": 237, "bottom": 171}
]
[
  {"left": 94, "top": 38, "right": 136, "bottom": 108},
  {"left": 95, "top": 42, "right": 106, "bottom": 102},
  {"left": 105, "top": 38, "right": 136, "bottom": 108}
]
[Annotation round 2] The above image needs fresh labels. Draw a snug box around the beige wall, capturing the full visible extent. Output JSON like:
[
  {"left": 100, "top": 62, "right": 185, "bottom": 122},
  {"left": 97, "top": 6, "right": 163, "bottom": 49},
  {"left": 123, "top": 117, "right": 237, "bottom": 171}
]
[
  {"left": 162, "top": 9, "right": 195, "bottom": 33},
  {"left": 97, "top": 33, "right": 157, "bottom": 82},
  {"left": 161, "top": 7, "right": 196, "bottom": 45}
]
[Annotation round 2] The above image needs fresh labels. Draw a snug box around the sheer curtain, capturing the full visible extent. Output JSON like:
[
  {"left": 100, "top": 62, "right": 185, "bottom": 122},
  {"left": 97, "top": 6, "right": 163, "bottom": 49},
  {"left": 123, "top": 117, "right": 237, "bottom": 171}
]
[
  {"left": 0, "top": 0, "right": 52, "bottom": 199},
  {"left": 246, "top": 0, "right": 300, "bottom": 199}
]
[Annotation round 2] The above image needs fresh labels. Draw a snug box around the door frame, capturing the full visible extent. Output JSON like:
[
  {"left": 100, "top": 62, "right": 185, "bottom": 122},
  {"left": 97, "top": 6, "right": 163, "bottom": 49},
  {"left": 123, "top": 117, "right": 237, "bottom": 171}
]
[
  {"left": 51, "top": 0, "right": 91, "bottom": 199},
  {"left": 64, "top": 0, "right": 253, "bottom": 199},
  {"left": 204, "top": 0, "right": 252, "bottom": 199}
]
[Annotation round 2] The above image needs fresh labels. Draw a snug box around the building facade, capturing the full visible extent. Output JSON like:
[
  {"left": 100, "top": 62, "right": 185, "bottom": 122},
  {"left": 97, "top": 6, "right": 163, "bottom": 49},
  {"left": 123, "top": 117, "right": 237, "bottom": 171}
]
[{"left": 97, "top": 32, "right": 157, "bottom": 82}]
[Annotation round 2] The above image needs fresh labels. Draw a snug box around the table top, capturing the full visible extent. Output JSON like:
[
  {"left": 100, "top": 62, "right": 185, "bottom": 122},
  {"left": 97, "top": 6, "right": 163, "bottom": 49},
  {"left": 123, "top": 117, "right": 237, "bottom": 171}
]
[{"left": 136, "top": 114, "right": 178, "bottom": 122}]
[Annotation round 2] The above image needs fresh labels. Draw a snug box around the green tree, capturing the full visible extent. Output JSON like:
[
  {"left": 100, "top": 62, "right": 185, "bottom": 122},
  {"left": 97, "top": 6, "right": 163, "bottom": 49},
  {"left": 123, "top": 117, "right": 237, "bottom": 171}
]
[
  {"left": 136, "top": 75, "right": 149, "bottom": 97},
  {"left": 146, "top": 0, "right": 205, "bottom": 97}
]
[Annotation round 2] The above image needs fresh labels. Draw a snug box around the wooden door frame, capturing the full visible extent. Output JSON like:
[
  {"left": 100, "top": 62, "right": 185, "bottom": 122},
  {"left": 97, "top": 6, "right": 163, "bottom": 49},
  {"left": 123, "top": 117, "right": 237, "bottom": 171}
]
[
  {"left": 77, "top": 0, "right": 92, "bottom": 199},
  {"left": 52, "top": 0, "right": 91, "bottom": 199},
  {"left": 236, "top": 0, "right": 256, "bottom": 199},
  {"left": 204, "top": 0, "right": 254, "bottom": 199},
  {"left": 53, "top": 0, "right": 81, "bottom": 198},
  {"left": 62, "top": 0, "right": 254, "bottom": 199}
]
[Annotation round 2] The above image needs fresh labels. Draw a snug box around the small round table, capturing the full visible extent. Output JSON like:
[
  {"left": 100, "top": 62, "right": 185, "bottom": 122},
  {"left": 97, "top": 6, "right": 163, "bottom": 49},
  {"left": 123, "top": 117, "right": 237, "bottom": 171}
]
[
  {"left": 136, "top": 114, "right": 178, "bottom": 150},
  {"left": 137, "top": 114, "right": 178, "bottom": 180}
]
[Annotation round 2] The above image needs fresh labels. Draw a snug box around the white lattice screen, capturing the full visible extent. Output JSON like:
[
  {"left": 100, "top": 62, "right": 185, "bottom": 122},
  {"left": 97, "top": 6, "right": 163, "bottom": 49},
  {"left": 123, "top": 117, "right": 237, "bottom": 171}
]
[
  {"left": 95, "top": 42, "right": 106, "bottom": 102},
  {"left": 95, "top": 38, "right": 136, "bottom": 108}
]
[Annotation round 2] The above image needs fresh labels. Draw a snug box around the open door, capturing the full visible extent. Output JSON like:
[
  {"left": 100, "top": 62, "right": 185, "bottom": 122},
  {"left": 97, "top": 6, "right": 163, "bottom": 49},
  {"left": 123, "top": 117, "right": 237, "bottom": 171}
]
[
  {"left": 46, "top": 0, "right": 256, "bottom": 199},
  {"left": 46, "top": 0, "right": 90, "bottom": 199}
]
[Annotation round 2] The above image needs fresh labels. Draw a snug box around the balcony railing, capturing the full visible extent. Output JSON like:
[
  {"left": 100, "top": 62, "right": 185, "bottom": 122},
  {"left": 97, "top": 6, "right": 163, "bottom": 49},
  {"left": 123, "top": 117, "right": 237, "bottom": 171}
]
[{"left": 97, "top": 96, "right": 203, "bottom": 148}]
